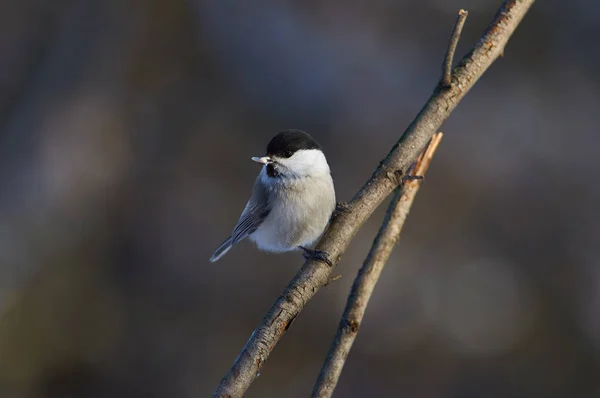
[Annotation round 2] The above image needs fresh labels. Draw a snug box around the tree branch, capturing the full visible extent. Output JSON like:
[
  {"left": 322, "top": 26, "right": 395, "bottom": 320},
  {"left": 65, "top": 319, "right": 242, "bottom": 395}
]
[
  {"left": 213, "top": 1, "right": 536, "bottom": 396},
  {"left": 312, "top": 133, "right": 443, "bottom": 398},
  {"left": 441, "top": 9, "right": 468, "bottom": 88}
]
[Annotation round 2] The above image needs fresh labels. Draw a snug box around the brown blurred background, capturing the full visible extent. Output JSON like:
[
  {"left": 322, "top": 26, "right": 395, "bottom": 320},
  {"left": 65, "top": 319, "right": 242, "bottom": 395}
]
[{"left": 1, "top": 0, "right": 599, "bottom": 397}]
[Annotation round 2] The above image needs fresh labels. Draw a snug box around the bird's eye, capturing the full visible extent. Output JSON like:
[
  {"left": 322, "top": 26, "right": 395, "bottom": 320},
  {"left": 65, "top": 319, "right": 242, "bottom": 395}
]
[{"left": 284, "top": 150, "right": 293, "bottom": 158}]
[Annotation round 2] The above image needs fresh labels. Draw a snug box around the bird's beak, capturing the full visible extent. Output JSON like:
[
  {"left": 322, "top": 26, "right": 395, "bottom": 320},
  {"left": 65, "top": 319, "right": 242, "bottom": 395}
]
[{"left": 251, "top": 156, "right": 271, "bottom": 164}]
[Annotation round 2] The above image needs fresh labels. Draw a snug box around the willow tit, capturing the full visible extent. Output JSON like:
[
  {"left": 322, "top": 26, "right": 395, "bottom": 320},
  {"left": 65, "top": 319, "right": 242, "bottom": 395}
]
[{"left": 210, "top": 130, "right": 336, "bottom": 265}]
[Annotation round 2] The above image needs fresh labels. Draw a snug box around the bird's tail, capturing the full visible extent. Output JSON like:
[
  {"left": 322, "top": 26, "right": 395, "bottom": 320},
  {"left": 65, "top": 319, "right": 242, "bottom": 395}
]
[{"left": 210, "top": 236, "right": 233, "bottom": 263}]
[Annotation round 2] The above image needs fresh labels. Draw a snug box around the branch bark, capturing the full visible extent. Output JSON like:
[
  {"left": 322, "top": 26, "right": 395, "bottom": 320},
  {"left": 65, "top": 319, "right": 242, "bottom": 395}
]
[
  {"left": 312, "top": 133, "right": 443, "bottom": 397},
  {"left": 213, "top": 1, "right": 536, "bottom": 396}
]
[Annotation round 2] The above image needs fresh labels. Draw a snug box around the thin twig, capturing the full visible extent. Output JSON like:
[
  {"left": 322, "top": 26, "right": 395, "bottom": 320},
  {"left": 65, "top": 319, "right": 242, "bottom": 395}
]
[
  {"left": 312, "top": 133, "right": 443, "bottom": 398},
  {"left": 441, "top": 9, "right": 468, "bottom": 88},
  {"left": 213, "top": 1, "right": 535, "bottom": 396}
]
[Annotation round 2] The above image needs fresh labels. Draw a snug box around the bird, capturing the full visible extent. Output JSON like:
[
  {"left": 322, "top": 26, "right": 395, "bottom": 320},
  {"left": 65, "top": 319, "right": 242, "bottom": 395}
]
[{"left": 210, "top": 130, "right": 337, "bottom": 265}]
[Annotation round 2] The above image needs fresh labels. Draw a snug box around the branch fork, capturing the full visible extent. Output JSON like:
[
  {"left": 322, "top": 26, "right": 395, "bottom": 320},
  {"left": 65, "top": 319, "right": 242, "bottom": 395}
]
[{"left": 441, "top": 9, "right": 469, "bottom": 88}]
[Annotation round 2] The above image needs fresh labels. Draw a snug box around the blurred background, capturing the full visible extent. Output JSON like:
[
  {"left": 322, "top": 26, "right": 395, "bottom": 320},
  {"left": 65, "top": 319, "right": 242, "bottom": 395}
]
[{"left": 1, "top": 0, "right": 599, "bottom": 397}]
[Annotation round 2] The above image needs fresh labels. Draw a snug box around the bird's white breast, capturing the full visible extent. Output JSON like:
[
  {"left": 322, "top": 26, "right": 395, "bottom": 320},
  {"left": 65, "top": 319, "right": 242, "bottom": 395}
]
[{"left": 250, "top": 170, "right": 335, "bottom": 252}]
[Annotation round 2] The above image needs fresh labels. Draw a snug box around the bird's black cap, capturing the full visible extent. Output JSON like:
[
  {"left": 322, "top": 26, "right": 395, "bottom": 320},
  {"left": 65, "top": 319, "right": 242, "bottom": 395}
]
[{"left": 266, "top": 130, "right": 322, "bottom": 158}]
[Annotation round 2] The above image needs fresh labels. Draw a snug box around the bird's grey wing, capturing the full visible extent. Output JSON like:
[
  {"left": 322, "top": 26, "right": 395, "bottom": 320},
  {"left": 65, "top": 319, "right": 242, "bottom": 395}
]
[{"left": 230, "top": 178, "right": 271, "bottom": 245}]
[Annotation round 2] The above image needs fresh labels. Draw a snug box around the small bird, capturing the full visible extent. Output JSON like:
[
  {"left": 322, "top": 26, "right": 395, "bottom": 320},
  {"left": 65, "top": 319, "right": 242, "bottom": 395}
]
[{"left": 210, "top": 130, "right": 336, "bottom": 265}]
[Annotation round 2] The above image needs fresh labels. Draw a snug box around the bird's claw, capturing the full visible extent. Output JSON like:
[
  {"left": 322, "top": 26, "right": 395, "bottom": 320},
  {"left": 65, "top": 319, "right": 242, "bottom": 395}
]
[
  {"left": 332, "top": 202, "right": 351, "bottom": 219},
  {"left": 299, "top": 246, "right": 333, "bottom": 267}
]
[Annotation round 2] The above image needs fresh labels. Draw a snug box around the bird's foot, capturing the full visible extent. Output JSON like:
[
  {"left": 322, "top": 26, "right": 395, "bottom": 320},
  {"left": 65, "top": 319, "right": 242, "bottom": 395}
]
[
  {"left": 332, "top": 202, "right": 351, "bottom": 219},
  {"left": 299, "top": 246, "right": 333, "bottom": 267}
]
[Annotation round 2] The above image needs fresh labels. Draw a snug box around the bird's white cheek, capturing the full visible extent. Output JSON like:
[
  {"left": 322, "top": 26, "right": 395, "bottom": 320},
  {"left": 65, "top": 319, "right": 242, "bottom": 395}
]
[{"left": 279, "top": 150, "right": 330, "bottom": 176}]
